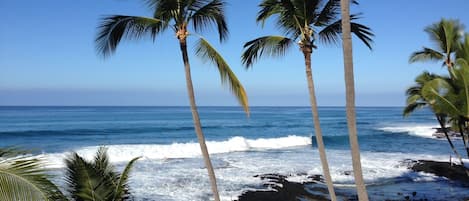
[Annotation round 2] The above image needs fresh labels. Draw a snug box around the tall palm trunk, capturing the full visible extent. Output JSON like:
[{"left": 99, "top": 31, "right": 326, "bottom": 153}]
[
  {"left": 303, "top": 49, "right": 337, "bottom": 201},
  {"left": 340, "top": 0, "right": 369, "bottom": 200},
  {"left": 179, "top": 39, "right": 221, "bottom": 201}
]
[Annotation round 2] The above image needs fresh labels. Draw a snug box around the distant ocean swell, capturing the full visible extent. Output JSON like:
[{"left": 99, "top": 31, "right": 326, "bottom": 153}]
[
  {"left": 0, "top": 124, "right": 312, "bottom": 136},
  {"left": 376, "top": 124, "right": 438, "bottom": 139}
]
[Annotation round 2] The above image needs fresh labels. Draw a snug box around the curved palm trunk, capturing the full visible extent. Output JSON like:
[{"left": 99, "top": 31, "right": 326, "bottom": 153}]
[
  {"left": 303, "top": 50, "right": 337, "bottom": 201},
  {"left": 436, "top": 115, "right": 468, "bottom": 176},
  {"left": 457, "top": 122, "right": 469, "bottom": 158},
  {"left": 340, "top": 0, "right": 369, "bottom": 200},
  {"left": 179, "top": 39, "right": 221, "bottom": 201}
]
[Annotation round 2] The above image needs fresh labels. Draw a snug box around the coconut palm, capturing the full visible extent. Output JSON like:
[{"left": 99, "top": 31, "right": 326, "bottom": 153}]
[
  {"left": 0, "top": 147, "right": 66, "bottom": 201},
  {"left": 64, "top": 147, "right": 139, "bottom": 201},
  {"left": 419, "top": 65, "right": 469, "bottom": 176},
  {"left": 403, "top": 71, "right": 466, "bottom": 163},
  {"left": 95, "top": 1, "right": 250, "bottom": 200},
  {"left": 241, "top": 0, "right": 373, "bottom": 200},
  {"left": 454, "top": 34, "right": 469, "bottom": 158},
  {"left": 409, "top": 19, "right": 465, "bottom": 69},
  {"left": 339, "top": 0, "right": 369, "bottom": 199}
]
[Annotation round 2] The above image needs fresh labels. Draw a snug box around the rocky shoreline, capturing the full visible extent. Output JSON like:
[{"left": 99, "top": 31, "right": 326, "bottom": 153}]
[
  {"left": 431, "top": 127, "right": 465, "bottom": 138},
  {"left": 236, "top": 160, "right": 469, "bottom": 201}
]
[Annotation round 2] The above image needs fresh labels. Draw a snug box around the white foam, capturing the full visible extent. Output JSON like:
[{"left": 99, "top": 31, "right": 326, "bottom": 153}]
[
  {"left": 43, "top": 135, "right": 311, "bottom": 168},
  {"left": 125, "top": 148, "right": 448, "bottom": 200},
  {"left": 43, "top": 143, "right": 452, "bottom": 201},
  {"left": 377, "top": 124, "right": 438, "bottom": 139}
]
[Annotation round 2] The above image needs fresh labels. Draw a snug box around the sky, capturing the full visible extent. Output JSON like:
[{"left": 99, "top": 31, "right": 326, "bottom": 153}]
[{"left": 0, "top": 0, "right": 468, "bottom": 107}]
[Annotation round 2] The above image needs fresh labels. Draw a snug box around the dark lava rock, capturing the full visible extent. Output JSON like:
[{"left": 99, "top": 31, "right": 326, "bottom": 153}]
[
  {"left": 410, "top": 160, "right": 469, "bottom": 184},
  {"left": 236, "top": 174, "right": 329, "bottom": 201}
]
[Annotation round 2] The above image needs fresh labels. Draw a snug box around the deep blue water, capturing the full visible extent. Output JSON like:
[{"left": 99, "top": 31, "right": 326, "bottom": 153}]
[
  {"left": 0, "top": 106, "right": 453, "bottom": 154},
  {"left": 1, "top": 106, "right": 467, "bottom": 200}
]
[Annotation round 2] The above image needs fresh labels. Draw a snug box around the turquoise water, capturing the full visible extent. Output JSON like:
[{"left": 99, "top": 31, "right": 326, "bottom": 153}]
[{"left": 0, "top": 106, "right": 467, "bottom": 200}]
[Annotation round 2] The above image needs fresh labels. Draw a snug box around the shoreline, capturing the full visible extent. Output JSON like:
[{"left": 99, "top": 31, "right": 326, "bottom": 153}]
[{"left": 236, "top": 160, "right": 469, "bottom": 201}]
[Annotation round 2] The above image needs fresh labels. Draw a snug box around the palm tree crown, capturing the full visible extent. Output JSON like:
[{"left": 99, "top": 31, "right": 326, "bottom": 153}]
[
  {"left": 409, "top": 18, "right": 465, "bottom": 68},
  {"left": 64, "top": 147, "right": 139, "bottom": 201},
  {"left": 95, "top": 0, "right": 249, "bottom": 114},
  {"left": 242, "top": 0, "right": 373, "bottom": 66}
]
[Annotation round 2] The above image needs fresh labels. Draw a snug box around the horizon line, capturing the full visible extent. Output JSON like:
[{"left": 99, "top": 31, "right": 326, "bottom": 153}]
[{"left": 0, "top": 105, "right": 405, "bottom": 107}]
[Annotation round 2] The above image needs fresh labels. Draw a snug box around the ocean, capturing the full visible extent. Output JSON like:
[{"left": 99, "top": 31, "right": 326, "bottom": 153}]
[{"left": 0, "top": 106, "right": 468, "bottom": 200}]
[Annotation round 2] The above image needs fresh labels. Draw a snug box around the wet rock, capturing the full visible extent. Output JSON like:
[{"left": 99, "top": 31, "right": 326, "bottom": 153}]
[
  {"left": 236, "top": 173, "right": 329, "bottom": 201},
  {"left": 410, "top": 160, "right": 469, "bottom": 184}
]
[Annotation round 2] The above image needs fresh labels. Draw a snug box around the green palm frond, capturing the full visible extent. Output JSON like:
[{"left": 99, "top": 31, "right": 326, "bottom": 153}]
[
  {"left": 147, "top": 0, "right": 181, "bottom": 24},
  {"left": 93, "top": 147, "right": 118, "bottom": 182},
  {"left": 412, "top": 19, "right": 465, "bottom": 69},
  {"left": 95, "top": 15, "right": 164, "bottom": 57},
  {"left": 456, "top": 34, "right": 469, "bottom": 61},
  {"left": 409, "top": 47, "right": 445, "bottom": 63},
  {"left": 406, "top": 94, "right": 423, "bottom": 105},
  {"left": 295, "top": 0, "right": 320, "bottom": 26},
  {"left": 195, "top": 38, "right": 250, "bottom": 116},
  {"left": 241, "top": 36, "right": 293, "bottom": 67},
  {"left": 425, "top": 19, "right": 464, "bottom": 55},
  {"left": 403, "top": 71, "right": 441, "bottom": 117},
  {"left": 314, "top": 0, "right": 359, "bottom": 26},
  {"left": 421, "top": 78, "right": 460, "bottom": 116},
  {"left": 113, "top": 157, "right": 140, "bottom": 201},
  {"left": 65, "top": 153, "right": 112, "bottom": 201},
  {"left": 257, "top": 0, "right": 303, "bottom": 38},
  {"left": 452, "top": 60, "right": 469, "bottom": 118},
  {"left": 276, "top": 0, "right": 304, "bottom": 38},
  {"left": 0, "top": 147, "right": 28, "bottom": 158},
  {"left": 405, "top": 86, "right": 423, "bottom": 97},
  {"left": 318, "top": 14, "right": 373, "bottom": 49},
  {"left": 403, "top": 102, "right": 426, "bottom": 117},
  {"left": 0, "top": 156, "right": 65, "bottom": 201},
  {"left": 414, "top": 71, "right": 439, "bottom": 84},
  {"left": 64, "top": 147, "right": 139, "bottom": 201},
  {"left": 256, "top": 0, "right": 282, "bottom": 27},
  {"left": 189, "top": 0, "right": 228, "bottom": 42},
  {"left": 350, "top": 21, "right": 374, "bottom": 50},
  {"left": 315, "top": 0, "right": 340, "bottom": 26}
]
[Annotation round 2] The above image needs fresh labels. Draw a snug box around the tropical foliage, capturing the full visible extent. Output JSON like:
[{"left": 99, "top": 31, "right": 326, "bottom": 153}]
[
  {"left": 241, "top": 0, "right": 373, "bottom": 200},
  {"left": 95, "top": 1, "right": 250, "bottom": 200},
  {"left": 409, "top": 19, "right": 465, "bottom": 69},
  {"left": 405, "top": 19, "right": 469, "bottom": 175},
  {"left": 0, "top": 147, "right": 139, "bottom": 201},
  {"left": 0, "top": 147, "right": 65, "bottom": 201},
  {"left": 64, "top": 147, "right": 139, "bottom": 201}
]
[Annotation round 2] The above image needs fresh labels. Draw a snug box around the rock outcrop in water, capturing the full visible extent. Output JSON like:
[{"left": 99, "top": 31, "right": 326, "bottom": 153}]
[
  {"left": 236, "top": 162, "right": 469, "bottom": 201},
  {"left": 409, "top": 160, "right": 469, "bottom": 184},
  {"left": 235, "top": 174, "right": 330, "bottom": 201},
  {"left": 431, "top": 127, "right": 463, "bottom": 138}
]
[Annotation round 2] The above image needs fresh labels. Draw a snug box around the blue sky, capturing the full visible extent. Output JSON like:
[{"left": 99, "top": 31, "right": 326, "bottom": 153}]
[{"left": 0, "top": 0, "right": 468, "bottom": 106}]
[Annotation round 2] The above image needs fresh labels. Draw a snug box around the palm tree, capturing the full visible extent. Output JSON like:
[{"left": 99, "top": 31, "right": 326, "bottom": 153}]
[
  {"left": 241, "top": 0, "right": 373, "bottom": 200},
  {"left": 0, "top": 147, "right": 66, "bottom": 201},
  {"left": 64, "top": 147, "right": 139, "bottom": 201},
  {"left": 404, "top": 71, "right": 466, "bottom": 167},
  {"left": 409, "top": 19, "right": 464, "bottom": 69},
  {"left": 419, "top": 67, "right": 469, "bottom": 176},
  {"left": 95, "top": 1, "right": 250, "bottom": 200},
  {"left": 339, "top": 0, "right": 368, "bottom": 200}
]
